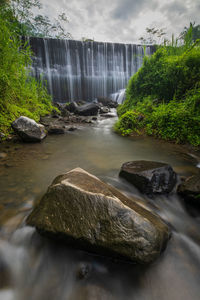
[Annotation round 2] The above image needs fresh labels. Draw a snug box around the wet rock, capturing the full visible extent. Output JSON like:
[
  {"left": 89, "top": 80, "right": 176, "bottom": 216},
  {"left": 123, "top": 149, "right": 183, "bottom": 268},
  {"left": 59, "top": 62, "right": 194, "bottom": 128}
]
[
  {"left": 177, "top": 174, "right": 200, "bottom": 208},
  {"left": 97, "top": 97, "right": 118, "bottom": 108},
  {"left": 76, "top": 262, "right": 92, "bottom": 280},
  {"left": 65, "top": 126, "right": 77, "bottom": 131},
  {"left": 66, "top": 101, "right": 78, "bottom": 113},
  {"left": 48, "top": 125, "right": 65, "bottom": 134},
  {"left": 12, "top": 116, "right": 46, "bottom": 142},
  {"left": 54, "top": 102, "right": 70, "bottom": 117},
  {"left": 99, "top": 106, "right": 110, "bottom": 114},
  {"left": 27, "top": 168, "right": 170, "bottom": 264},
  {"left": 75, "top": 103, "right": 99, "bottom": 116},
  {"left": 100, "top": 113, "right": 116, "bottom": 118},
  {"left": 119, "top": 160, "right": 177, "bottom": 194},
  {"left": 0, "top": 152, "right": 7, "bottom": 159}
]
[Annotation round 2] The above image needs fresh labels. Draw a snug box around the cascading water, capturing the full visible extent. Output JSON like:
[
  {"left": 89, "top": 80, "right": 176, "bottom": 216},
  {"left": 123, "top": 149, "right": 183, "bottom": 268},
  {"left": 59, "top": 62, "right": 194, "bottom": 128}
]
[{"left": 29, "top": 37, "right": 155, "bottom": 102}]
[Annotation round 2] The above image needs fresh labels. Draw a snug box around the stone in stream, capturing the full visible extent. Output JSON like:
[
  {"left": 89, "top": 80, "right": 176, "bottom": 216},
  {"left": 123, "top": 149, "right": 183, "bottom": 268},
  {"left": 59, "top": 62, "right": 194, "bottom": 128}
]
[
  {"left": 26, "top": 168, "right": 170, "bottom": 264},
  {"left": 75, "top": 103, "right": 99, "bottom": 116},
  {"left": 177, "top": 174, "right": 200, "bottom": 208},
  {"left": 12, "top": 116, "right": 46, "bottom": 142},
  {"left": 97, "top": 97, "right": 118, "bottom": 108},
  {"left": 48, "top": 125, "right": 65, "bottom": 134},
  {"left": 66, "top": 101, "right": 78, "bottom": 113},
  {"left": 119, "top": 161, "right": 177, "bottom": 194}
]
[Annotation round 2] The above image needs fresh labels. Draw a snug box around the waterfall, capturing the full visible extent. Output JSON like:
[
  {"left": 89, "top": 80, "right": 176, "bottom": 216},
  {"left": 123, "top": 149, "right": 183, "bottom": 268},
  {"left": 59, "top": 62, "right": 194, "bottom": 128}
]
[{"left": 29, "top": 37, "right": 155, "bottom": 103}]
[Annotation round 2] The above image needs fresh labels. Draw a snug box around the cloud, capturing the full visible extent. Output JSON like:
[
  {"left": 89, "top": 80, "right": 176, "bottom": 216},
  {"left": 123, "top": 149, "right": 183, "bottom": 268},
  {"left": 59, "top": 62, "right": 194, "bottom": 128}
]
[
  {"left": 38, "top": 0, "right": 200, "bottom": 43},
  {"left": 111, "top": 0, "right": 158, "bottom": 20}
]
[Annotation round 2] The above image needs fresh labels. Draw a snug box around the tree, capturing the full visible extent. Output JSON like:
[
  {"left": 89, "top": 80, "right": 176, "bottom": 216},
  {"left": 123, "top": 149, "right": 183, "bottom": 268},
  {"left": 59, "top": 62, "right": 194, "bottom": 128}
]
[
  {"left": 139, "top": 27, "right": 167, "bottom": 45},
  {"left": 180, "top": 22, "right": 200, "bottom": 45},
  {"left": 4, "top": 0, "right": 72, "bottom": 38}
]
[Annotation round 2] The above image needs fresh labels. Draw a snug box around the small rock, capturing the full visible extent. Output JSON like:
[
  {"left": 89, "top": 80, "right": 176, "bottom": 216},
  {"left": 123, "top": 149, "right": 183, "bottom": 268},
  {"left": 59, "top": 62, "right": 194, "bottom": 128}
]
[
  {"left": 76, "top": 262, "right": 92, "bottom": 280},
  {"left": 66, "top": 102, "right": 78, "bottom": 113},
  {"left": 12, "top": 116, "right": 46, "bottom": 142},
  {"left": 0, "top": 152, "right": 7, "bottom": 159},
  {"left": 99, "top": 107, "right": 110, "bottom": 114},
  {"left": 97, "top": 97, "right": 118, "bottom": 108},
  {"left": 177, "top": 174, "right": 200, "bottom": 208},
  {"left": 48, "top": 126, "right": 65, "bottom": 134}
]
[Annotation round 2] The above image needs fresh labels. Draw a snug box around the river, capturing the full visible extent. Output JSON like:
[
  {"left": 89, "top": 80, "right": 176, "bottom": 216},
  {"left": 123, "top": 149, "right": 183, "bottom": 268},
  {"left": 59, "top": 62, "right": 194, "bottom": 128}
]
[{"left": 0, "top": 114, "right": 200, "bottom": 300}]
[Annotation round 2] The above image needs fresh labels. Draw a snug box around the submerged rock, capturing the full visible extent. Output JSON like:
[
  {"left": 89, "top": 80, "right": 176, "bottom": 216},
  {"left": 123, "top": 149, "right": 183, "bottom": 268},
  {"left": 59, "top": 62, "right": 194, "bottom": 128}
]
[
  {"left": 12, "top": 116, "right": 46, "bottom": 142},
  {"left": 119, "top": 161, "right": 177, "bottom": 194},
  {"left": 26, "top": 168, "right": 170, "bottom": 264},
  {"left": 48, "top": 125, "right": 65, "bottom": 134},
  {"left": 177, "top": 174, "right": 200, "bottom": 208}
]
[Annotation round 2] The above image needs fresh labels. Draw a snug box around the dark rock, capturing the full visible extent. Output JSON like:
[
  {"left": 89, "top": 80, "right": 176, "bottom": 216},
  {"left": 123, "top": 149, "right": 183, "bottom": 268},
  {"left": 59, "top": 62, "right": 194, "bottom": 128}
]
[
  {"left": 97, "top": 97, "right": 118, "bottom": 108},
  {"left": 12, "top": 116, "right": 47, "bottom": 142},
  {"left": 66, "top": 102, "right": 78, "bottom": 113},
  {"left": 48, "top": 125, "right": 65, "bottom": 134},
  {"left": 99, "top": 107, "right": 110, "bottom": 114},
  {"left": 75, "top": 103, "right": 99, "bottom": 116},
  {"left": 119, "top": 161, "right": 177, "bottom": 194},
  {"left": 76, "top": 262, "right": 92, "bottom": 280},
  {"left": 65, "top": 126, "right": 77, "bottom": 131},
  {"left": 177, "top": 174, "right": 200, "bottom": 208},
  {"left": 27, "top": 168, "right": 170, "bottom": 264},
  {"left": 54, "top": 102, "right": 70, "bottom": 117},
  {"left": 92, "top": 117, "right": 98, "bottom": 121}
]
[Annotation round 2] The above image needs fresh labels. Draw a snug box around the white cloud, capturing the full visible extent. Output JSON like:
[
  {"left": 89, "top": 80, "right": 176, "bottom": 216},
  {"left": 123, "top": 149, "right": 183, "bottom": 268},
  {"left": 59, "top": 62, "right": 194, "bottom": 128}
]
[{"left": 38, "top": 0, "right": 200, "bottom": 43}]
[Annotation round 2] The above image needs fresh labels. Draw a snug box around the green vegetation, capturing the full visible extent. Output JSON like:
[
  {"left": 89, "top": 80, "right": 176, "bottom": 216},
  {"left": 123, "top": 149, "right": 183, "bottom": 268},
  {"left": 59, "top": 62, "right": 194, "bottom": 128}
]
[
  {"left": 115, "top": 34, "right": 200, "bottom": 146},
  {"left": 0, "top": 0, "right": 68, "bottom": 137}
]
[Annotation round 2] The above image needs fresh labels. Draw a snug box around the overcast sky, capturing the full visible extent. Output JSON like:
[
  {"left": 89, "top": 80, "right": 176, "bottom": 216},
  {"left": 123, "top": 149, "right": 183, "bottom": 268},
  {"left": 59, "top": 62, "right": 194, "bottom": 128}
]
[{"left": 39, "top": 0, "right": 200, "bottom": 43}]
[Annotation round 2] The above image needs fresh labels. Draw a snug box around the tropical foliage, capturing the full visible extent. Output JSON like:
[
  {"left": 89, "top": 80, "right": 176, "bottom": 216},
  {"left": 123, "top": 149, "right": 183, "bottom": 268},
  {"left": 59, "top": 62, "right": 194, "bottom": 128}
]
[
  {"left": 115, "top": 35, "right": 200, "bottom": 146},
  {"left": 0, "top": 1, "right": 55, "bottom": 136}
]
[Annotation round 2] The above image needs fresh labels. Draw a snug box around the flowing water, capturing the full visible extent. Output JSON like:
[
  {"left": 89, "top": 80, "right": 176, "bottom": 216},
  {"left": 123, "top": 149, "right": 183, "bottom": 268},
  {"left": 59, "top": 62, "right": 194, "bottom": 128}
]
[
  {"left": 0, "top": 115, "right": 200, "bottom": 300},
  {"left": 29, "top": 38, "right": 154, "bottom": 102}
]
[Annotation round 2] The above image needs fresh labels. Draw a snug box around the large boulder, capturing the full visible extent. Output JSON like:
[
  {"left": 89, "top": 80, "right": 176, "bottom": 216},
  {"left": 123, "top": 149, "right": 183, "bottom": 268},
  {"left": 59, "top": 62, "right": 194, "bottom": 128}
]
[
  {"left": 177, "top": 174, "right": 200, "bottom": 208},
  {"left": 26, "top": 168, "right": 170, "bottom": 264},
  {"left": 12, "top": 116, "right": 47, "bottom": 142},
  {"left": 119, "top": 161, "right": 177, "bottom": 194},
  {"left": 75, "top": 103, "right": 99, "bottom": 116}
]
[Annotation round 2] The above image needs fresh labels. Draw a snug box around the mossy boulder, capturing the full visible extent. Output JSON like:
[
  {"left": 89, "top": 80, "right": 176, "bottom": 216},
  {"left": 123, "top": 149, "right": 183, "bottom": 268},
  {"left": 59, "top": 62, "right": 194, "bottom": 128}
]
[{"left": 26, "top": 168, "right": 170, "bottom": 264}]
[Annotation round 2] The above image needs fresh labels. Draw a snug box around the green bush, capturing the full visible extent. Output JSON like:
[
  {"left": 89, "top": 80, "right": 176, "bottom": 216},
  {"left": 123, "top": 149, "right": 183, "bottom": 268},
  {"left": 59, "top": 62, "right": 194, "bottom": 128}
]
[
  {"left": 114, "top": 111, "right": 143, "bottom": 136},
  {"left": 115, "top": 42, "right": 200, "bottom": 146}
]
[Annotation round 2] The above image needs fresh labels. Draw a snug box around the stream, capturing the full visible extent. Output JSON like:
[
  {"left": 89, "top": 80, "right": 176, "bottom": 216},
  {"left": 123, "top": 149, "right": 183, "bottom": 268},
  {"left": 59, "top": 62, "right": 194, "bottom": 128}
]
[{"left": 0, "top": 114, "right": 200, "bottom": 300}]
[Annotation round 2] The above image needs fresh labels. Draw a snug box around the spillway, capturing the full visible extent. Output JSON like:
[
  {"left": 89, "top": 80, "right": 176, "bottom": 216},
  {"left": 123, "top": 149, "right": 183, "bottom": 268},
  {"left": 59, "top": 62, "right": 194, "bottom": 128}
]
[{"left": 29, "top": 37, "right": 154, "bottom": 102}]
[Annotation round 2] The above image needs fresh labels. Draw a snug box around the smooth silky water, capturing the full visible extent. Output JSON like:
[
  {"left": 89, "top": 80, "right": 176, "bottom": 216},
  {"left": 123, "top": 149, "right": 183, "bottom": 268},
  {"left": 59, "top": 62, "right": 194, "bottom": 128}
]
[{"left": 0, "top": 114, "right": 200, "bottom": 300}]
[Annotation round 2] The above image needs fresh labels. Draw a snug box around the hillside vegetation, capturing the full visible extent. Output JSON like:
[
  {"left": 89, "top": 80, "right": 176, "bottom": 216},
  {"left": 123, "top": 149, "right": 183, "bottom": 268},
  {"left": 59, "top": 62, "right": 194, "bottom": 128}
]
[
  {"left": 115, "top": 39, "right": 200, "bottom": 146},
  {"left": 0, "top": 1, "right": 58, "bottom": 137}
]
